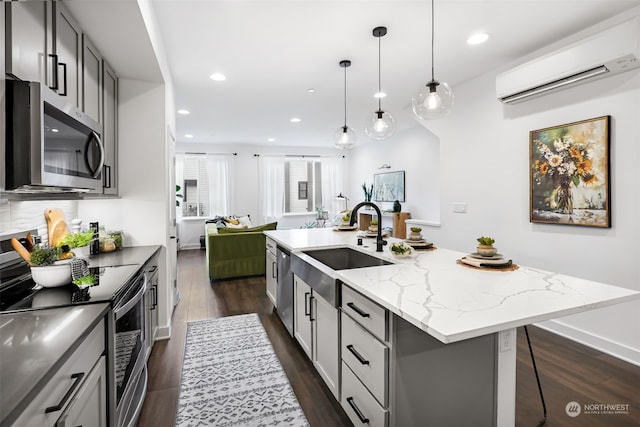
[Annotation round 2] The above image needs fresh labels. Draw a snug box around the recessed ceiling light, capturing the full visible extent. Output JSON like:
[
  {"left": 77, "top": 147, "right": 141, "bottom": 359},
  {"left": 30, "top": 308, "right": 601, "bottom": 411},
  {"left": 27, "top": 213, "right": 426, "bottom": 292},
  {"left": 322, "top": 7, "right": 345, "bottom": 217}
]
[
  {"left": 185, "top": 134, "right": 194, "bottom": 138},
  {"left": 267, "top": 138, "right": 276, "bottom": 142},
  {"left": 209, "top": 73, "right": 226, "bottom": 81},
  {"left": 51, "top": 128, "right": 59, "bottom": 133},
  {"left": 374, "top": 91, "right": 387, "bottom": 99},
  {"left": 177, "top": 109, "right": 190, "bottom": 115},
  {"left": 290, "top": 117, "right": 301, "bottom": 123},
  {"left": 307, "top": 88, "right": 316, "bottom": 93},
  {"left": 467, "top": 32, "right": 490, "bottom": 45}
]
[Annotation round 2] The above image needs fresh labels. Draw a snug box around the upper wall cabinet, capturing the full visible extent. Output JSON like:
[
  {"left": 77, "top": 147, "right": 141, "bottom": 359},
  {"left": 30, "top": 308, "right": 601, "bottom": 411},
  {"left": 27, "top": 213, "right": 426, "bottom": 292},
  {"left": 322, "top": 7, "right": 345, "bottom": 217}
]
[
  {"left": 53, "top": 1, "right": 82, "bottom": 108},
  {"left": 6, "top": 1, "right": 119, "bottom": 197},
  {"left": 82, "top": 34, "right": 102, "bottom": 123},
  {"left": 5, "top": 1, "right": 82, "bottom": 108},
  {"left": 5, "top": 1, "right": 50, "bottom": 84},
  {"left": 102, "top": 60, "right": 118, "bottom": 196}
]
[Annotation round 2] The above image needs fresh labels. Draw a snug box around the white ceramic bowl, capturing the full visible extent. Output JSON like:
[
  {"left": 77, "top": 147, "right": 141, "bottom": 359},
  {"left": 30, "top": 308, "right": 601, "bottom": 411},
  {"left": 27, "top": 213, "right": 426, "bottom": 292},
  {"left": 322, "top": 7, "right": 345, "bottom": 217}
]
[
  {"left": 477, "top": 246, "right": 498, "bottom": 257},
  {"left": 391, "top": 251, "right": 412, "bottom": 259},
  {"left": 30, "top": 261, "right": 72, "bottom": 288}
]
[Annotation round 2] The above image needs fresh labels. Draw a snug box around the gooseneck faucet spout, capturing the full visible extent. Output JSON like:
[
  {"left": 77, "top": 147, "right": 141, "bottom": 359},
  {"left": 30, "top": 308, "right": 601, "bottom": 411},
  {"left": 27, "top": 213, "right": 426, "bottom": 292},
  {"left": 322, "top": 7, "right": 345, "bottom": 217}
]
[{"left": 349, "top": 202, "right": 388, "bottom": 252}]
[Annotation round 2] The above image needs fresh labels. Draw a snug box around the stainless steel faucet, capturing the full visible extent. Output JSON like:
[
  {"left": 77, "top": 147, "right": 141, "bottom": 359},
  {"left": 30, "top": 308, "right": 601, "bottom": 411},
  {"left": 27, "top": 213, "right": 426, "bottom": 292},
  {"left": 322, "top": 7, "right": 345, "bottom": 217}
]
[{"left": 349, "top": 202, "right": 388, "bottom": 252}]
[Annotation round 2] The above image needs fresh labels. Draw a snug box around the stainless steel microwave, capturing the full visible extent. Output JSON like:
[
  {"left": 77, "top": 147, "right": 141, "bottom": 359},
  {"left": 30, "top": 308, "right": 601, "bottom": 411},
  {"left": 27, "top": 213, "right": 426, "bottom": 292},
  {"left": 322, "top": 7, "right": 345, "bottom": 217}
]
[{"left": 5, "top": 80, "right": 104, "bottom": 192}]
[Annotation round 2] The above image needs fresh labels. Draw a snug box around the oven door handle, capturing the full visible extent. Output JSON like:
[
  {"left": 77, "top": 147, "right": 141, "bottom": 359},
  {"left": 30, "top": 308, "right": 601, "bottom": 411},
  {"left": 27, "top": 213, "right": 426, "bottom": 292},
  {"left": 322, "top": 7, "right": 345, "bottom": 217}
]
[{"left": 114, "top": 278, "right": 146, "bottom": 320}]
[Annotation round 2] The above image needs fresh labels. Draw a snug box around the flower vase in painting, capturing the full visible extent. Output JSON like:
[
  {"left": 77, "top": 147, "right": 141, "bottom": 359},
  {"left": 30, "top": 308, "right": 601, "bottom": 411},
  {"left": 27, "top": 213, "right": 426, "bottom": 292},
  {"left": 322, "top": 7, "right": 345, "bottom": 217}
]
[{"left": 530, "top": 116, "right": 610, "bottom": 227}]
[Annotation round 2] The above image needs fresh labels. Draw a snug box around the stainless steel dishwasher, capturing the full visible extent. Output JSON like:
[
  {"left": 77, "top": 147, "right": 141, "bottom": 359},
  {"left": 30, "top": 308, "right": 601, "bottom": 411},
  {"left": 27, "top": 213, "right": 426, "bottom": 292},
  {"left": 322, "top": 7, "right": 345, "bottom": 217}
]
[{"left": 276, "top": 245, "right": 294, "bottom": 336}]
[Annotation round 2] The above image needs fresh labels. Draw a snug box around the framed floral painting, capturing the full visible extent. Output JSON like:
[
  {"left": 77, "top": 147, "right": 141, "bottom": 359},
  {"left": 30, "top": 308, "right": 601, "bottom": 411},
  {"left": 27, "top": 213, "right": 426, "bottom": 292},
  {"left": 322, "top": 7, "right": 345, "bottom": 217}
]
[{"left": 530, "top": 116, "right": 610, "bottom": 227}]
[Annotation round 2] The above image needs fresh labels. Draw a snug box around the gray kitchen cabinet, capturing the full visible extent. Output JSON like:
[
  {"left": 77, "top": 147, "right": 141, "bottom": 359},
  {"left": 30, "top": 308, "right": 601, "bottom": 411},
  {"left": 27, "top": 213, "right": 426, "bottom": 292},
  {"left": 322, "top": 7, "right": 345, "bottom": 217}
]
[
  {"left": 312, "top": 287, "right": 340, "bottom": 399},
  {"left": 10, "top": 319, "right": 107, "bottom": 427},
  {"left": 266, "top": 237, "right": 277, "bottom": 307},
  {"left": 101, "top": 59, "right": 118, "bottom": 195},
  {"left": 55, "top": 356, "right": 107, "bottom": 427},
  {"left": 293, "top": 274, "right": 340, "bottom": 399},
  {"left": 82, "top": 34, "right": 102, "bottom": 123},
  {"left": 52, "top": 1, "right": 82, "bottom": 107},
  {"left": 145, "top": 254, "right": 160, "bottom": 359},
  {"left": 341, "top": 284, "right": 498, "bottom": 427},
  {"left": 5, "top": 1, "right": 50, "bottom": 84},
  {"left": 293, "top": 276, "right": 312, "bottom": 358},
  {"left": 5, "top": 1, "right": 82, "bottom": 107}
]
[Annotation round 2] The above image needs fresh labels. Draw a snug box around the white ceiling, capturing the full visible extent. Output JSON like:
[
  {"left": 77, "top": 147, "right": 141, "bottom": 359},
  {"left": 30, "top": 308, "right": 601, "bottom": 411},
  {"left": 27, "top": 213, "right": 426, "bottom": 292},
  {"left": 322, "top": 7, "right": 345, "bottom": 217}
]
[{"left": 71, "top": 1, "right": 640, "bottom": 148}]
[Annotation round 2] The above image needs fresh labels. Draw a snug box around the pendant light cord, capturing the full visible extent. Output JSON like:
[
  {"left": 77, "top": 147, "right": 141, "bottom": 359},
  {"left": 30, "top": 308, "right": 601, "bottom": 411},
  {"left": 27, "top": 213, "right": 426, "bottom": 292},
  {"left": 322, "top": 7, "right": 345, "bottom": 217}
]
[
  {"left": 431, "top": 0, "right": 435, "bottom": 82},
  {"left": 378, "top": 34, "right": 382, "bottom": 111},
  {"left": 344, "top": 63, "right": 348, "bottom": 128}
]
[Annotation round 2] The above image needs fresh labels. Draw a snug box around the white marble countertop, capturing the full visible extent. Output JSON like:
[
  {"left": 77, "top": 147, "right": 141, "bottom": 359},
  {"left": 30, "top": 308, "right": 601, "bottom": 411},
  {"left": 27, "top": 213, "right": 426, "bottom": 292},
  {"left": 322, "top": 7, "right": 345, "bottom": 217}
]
[{"left": 265, "top": 228, "right": 640, "bottom": 343}]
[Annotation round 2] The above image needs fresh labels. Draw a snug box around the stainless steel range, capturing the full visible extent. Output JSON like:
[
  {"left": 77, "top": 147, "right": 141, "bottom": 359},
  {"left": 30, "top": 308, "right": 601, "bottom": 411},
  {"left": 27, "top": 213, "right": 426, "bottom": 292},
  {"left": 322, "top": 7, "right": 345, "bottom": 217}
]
[{"left": 0, "top": 230, "right": 148, "bottom": 427}]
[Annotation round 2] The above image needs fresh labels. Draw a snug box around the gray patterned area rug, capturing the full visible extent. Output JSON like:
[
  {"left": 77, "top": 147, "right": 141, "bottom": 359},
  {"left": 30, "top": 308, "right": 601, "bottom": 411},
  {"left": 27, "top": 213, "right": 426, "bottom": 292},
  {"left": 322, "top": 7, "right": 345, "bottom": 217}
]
[{"left": 175, "top": 313, "right": 309, "bottom": 427}]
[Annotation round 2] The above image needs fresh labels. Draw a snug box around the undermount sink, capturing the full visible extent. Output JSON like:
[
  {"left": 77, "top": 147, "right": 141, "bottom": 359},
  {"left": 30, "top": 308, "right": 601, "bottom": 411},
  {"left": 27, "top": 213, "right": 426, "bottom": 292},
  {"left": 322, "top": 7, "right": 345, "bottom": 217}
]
[
  {"left": 302, "top": 247, "right": 393, "bottom": 270},
  {"left": 290, "top": 247, "right": 393, "bottom": 308}
]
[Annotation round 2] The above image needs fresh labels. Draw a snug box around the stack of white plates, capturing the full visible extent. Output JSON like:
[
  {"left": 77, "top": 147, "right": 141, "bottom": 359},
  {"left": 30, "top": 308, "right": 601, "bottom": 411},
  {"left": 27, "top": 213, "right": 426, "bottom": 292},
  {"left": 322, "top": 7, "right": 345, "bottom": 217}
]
[
  {"left": 404, "top": 239, "right": 433, "bottom": 249},
  {"left": 460, "top": 253, "right": 512, "bottom": 268}
]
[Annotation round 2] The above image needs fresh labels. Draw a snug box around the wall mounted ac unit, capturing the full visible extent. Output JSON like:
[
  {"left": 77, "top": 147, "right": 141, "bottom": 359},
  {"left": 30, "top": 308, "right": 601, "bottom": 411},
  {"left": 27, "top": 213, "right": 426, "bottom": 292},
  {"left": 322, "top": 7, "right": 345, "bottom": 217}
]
[{"left": 496, "top": 16, "right": 640, "bottom": 104}]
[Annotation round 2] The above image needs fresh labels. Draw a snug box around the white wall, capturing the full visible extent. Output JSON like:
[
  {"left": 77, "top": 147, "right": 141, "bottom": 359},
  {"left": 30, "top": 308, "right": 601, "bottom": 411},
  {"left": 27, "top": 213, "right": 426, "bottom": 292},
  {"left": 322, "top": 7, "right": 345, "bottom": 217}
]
[
  {"left": 79, "top": 79, "right": 170, "bottom": 334},
  {"left": 348, "top": 126, "right": 440, "bottom": 223},
  {"left": 407, "top": 67, "right": 640, "bottom": 363}
]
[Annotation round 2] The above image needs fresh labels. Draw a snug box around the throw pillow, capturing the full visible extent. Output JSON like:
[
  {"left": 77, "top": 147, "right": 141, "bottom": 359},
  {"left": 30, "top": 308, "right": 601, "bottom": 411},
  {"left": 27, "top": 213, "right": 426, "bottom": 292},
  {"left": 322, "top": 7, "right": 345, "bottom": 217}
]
[
  {"left": 225, "top": 217, "right": 240, "bottom": 225},
  {"left": 217, "top": 222, "right": 277, "bottom": 234},
  {"left": 237, "top": 215, "right": 252, "bottom": 228}
]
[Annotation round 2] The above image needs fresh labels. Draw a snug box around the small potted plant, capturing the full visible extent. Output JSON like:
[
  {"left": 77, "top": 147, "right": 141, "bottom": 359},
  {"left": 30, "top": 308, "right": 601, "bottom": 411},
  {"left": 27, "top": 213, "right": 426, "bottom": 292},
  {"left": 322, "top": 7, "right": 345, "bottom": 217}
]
[
  {"left": 476, "top": 236, "right": 497, "bottom": 257},
  {"left": 369, "top": 219, "right": 379, "bottom": 232},
  {"left": 409, "top": 226, "right": 422, "bottom": 240},
  {"left": 362, "top": 182, "right": 373, "bottom": 203},
  {"left": 341, "top": 213, "right": 351, "bottom": 227}
]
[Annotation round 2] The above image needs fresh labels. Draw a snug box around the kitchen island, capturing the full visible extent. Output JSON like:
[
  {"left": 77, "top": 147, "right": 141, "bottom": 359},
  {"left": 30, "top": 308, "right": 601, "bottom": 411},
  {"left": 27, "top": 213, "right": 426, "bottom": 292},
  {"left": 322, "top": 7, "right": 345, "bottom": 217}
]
[{"left": 265, "top": 228, "right": 640, "bottom": 427}]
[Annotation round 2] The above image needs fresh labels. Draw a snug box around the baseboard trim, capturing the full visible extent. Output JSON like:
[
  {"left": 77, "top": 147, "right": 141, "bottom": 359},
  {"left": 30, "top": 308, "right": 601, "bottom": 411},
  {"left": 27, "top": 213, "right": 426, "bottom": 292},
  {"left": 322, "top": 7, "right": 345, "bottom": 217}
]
[
  {"left": 155, "top": 325, "right": 172, "bottom": 341},
  {"left": 535, "top": 319, "right": 640, "bottom": 367},
  {"left": 179, "top": 243, "right": 201, "bottom": 250}
]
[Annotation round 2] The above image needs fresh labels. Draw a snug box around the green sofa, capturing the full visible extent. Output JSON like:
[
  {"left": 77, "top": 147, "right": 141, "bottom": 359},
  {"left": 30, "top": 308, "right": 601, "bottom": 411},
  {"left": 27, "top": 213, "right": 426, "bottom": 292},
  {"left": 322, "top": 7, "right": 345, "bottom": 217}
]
[{"left": 205, "top": 222, "right": 277, "bottom": 281}]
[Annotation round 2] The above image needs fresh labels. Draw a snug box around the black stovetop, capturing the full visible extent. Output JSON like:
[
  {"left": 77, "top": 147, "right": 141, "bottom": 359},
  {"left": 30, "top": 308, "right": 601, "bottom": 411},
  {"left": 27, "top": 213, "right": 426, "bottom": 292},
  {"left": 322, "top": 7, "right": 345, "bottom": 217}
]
[{"left": 0, "top": 262, "right": 142, "bottom": 312}]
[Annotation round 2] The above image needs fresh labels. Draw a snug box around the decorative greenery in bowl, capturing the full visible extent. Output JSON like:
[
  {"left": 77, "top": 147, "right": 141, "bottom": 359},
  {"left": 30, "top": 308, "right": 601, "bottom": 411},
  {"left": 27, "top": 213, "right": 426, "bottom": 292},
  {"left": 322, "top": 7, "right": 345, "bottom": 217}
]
[
  {"left": 476, "top": 236, "right": 497, "bottom": 257},
  {"left": 29, "top": 245, "right": 63, "bottom": 266},
  {"left": 57, "top": 230, "right": 94, "bottom": 249},
  {"left": 410, "top": 226, "right": 422, "bottom": 233},
  {"left": 390, "top": 242, "right": 413, "bottom": 258}
]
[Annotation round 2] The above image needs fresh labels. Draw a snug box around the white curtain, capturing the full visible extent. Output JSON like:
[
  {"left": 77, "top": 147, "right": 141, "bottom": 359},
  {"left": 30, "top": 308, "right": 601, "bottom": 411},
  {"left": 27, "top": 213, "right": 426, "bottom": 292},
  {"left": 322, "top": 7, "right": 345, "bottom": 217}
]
[
  {"left": 207, "top": 154, "right": 230, "bottom": 216},
  {"left": 259, "top": 156, "right": 285, "bottom": 224},
  {"left": 321, "top": 156, "right": 345, "bottom": 216},
  {"left": 175, "top": 153, "right": 185, "bottom": 221}
]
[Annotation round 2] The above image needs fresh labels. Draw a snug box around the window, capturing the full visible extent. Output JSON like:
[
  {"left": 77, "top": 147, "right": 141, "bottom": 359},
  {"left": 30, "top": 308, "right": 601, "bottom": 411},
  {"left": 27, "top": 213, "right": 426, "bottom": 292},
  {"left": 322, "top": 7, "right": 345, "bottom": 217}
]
[
  {"left": 284, "top": 159, "right": 322, "bottom": 213},
  {"left": 177, "top": 154, "right": 229, "bottom": 218},
  {"left": 259, "top": 155, "right": 345, "bottom": 223}
]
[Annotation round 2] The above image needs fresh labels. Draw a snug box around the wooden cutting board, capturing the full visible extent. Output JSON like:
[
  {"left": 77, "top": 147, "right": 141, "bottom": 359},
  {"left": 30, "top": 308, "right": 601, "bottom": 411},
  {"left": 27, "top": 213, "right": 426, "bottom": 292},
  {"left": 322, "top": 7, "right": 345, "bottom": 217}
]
[{"left": 45, "top": 208, "right": 69, "bottom": 246}]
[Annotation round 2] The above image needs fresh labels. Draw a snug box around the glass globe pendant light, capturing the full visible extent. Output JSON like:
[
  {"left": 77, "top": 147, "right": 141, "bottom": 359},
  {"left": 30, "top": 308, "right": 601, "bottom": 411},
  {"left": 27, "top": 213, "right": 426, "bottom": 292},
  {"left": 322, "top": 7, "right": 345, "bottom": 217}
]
[
  {"left": 412, "top": 0, "right": 454, "bottom": 120},
  {"left": 333, "top": 60, "right": 357, "bottom": 150},
  {"left": 365, "top": 26, "right": 396, "bottom": 140}
]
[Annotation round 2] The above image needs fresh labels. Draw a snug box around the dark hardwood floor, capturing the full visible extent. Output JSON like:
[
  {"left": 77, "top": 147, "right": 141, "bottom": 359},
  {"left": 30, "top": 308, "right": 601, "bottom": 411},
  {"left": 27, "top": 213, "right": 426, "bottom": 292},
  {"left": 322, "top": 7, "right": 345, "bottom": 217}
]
[{"left": 138, "top": 249, "right": 640, "bottom": 427}]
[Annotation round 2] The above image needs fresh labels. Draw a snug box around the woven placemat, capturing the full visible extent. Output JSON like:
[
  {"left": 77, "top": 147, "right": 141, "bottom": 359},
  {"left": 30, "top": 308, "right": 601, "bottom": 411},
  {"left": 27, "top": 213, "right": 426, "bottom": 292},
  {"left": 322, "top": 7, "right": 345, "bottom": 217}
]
[{"left": 456, "top": 259, "right": 519, "bottom": 271}]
